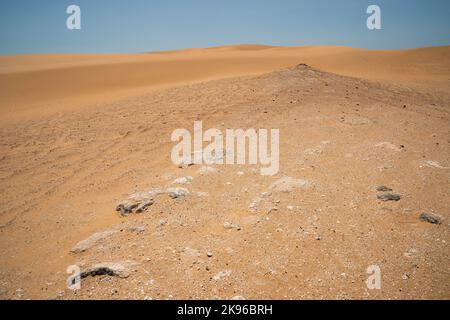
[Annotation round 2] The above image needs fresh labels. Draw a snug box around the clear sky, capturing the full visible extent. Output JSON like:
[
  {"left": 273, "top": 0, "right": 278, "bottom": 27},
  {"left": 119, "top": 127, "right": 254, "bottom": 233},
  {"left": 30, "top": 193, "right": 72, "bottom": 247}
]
[{"left": 1, "top": 0, "right": 449, "bottom": 55}]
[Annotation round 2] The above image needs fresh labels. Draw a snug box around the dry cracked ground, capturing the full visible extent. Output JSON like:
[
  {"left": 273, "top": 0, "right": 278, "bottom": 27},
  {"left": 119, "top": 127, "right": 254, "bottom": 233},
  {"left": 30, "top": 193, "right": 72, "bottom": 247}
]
[{"left": 0, "top": 65, "right": 449, "bottom": 299}]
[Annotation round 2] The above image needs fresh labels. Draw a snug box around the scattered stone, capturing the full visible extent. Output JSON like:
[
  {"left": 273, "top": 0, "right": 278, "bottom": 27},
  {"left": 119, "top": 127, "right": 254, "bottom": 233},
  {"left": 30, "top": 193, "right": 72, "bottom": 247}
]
[
  {"left": 223, "top": 222, "right": 241, "bottom": 230},
  {"left": 116, "top": 201, "right": 140, "bottom": 216},
  {"left": 135, "top": 199, "right": 154, "bottom": 213},
  {"left": 71, "top": 230, "right": 118, "bottom": 253},
  {"left": 378, "top": 163, "right": 394, "bottom": 171},
  {"left": 212, "top": 270, "right": 232, "bottom": 281},
  {"left": 402, "top": 273, "right": 410, "bottom": 280},
  {"left": 178, "top": 161, "right": 194, "bottom": 169},
  {"left": 270, "top": 176, "right": 311, "bottom": 193},
  {"left": 315, "top": 235, "right": 322, "bottom": 241},
  {"left": 267, "top": 207, "right": 278, "bottom": 213},
  {"left": 304, "top": 147, "right": 323, "bottom": 156},
  {"left": 173, "top": 176, "right": 193, "bottom": 185},
  {"left": 231, "top": 295, "right": 246, "bottom": 300},
  {"left": 248, "top": 192, "right": 271, "bottom": 212},
  {"left": 419, "top": 212, "right": 442, "bottom": 225},
  {"left": 376, "top": 185, "right": 393, "bottom": 192},
  {"left": 206, "top": 251, "right": 213, "bottom": 258},
  {"left": 375, "top": 142, "right": 402, "bottom": 152},
  {"left": 116, "top": 190, "right": 161, "bottom": 216},
  {"left": 377, "top": 192, "right": 401, "bottom": 201},
  {"left": 183, "top": 247, "right": 201, "bottom": 258},
  {"left": 166, "top": 187, "right": 189, "bottom": 199},
  {"left": 158, "top": 219, "right": 167, "bottom": 226},
  {"left": 81, "top": 261, "right": 137, "bottom": 279},
  {"left": 128, "top": 226, "right": 146, "bottom": 234},
  {"left": 117, "top": 186, "right": 205, "bottom": 216},
  {"left": 223, "top": 222, "right": 232, "bottom": 229},
  {"left": 423, "top": 160, "right": 449, "bottom": 169}
]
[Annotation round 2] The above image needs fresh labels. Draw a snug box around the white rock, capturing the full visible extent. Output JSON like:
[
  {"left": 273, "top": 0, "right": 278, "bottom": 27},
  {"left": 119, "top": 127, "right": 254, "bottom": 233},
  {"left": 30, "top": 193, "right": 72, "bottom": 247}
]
[
  {"left": 375, "top": 142, "right": 401, "bottom": 152},
  {"left": 213, "top": 270, "right": 232, "bottom": 281},
  {"left": 173, "top": 176, "right": 193, "bottom": 184},
  {"left": 223, "top": 222, "right": 241, "bottom": 230},
  {"left": 183, "top": 247, "right": 201, "bottom": 258},
  {"left": 423, "top": 160, "right": 449, "bottom": 169},
  {"left": 166, "top": 187, "right": 189, "bottom": 199},
  {"left": 71, "top": 230, "right": 117, "bottom": 253},
  {"left": 197, "top": 166, "right": 219, "bottom": 175},
  {"left": 270, "top": 176, "right": 311, "bottom": 192}
]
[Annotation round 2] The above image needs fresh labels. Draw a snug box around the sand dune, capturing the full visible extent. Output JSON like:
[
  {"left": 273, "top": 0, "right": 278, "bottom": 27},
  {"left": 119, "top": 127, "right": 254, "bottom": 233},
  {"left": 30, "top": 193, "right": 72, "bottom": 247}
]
[
  {"left": 1, "top": 45, "right": 449, "bottom": 121},
  {"left": 0, "top": 45, "right": 449, "bottom": 300}
]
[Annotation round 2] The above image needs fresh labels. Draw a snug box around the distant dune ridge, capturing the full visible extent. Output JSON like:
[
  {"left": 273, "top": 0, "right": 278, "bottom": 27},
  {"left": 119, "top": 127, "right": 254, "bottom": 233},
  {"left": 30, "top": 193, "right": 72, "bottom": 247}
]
[{"left": 0, "top": 45, "right": 449, "bottom": 121}]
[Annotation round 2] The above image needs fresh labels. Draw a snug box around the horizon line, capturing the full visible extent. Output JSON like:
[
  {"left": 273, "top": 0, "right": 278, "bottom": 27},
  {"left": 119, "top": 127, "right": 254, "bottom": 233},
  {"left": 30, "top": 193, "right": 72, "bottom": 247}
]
[{"left": 2, "top": 43, "right": 450, "bottom": 57}]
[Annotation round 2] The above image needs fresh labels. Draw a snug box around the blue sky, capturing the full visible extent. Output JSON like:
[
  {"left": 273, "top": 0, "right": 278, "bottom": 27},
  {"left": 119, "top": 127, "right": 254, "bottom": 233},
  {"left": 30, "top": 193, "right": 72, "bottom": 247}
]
[{"left": 0, "top": 0, "right": 449, "bottom": 54}]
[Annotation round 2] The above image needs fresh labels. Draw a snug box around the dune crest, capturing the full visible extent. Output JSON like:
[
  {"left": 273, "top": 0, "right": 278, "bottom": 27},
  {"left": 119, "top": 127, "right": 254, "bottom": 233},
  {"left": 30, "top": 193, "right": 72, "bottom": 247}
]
[{"left": 0, "top": 45, "right": 449, "bottom": 121}]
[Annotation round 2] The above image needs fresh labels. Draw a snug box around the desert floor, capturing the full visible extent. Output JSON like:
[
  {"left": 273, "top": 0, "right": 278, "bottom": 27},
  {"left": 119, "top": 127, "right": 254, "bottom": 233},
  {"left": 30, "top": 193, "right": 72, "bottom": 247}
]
[{"left": 0, "top": 45, "right": 449, "bottom": 299}]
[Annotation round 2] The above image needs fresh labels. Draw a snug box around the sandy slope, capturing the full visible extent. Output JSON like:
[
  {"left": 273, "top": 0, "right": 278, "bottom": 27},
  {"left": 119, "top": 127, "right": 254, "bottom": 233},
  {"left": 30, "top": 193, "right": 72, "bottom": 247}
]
[
  {"left": 0, "top": 46, "right": 449, "bottom": 299},
  {"left": 1, "top": 45, "right": 449, "bottom": 122}
]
